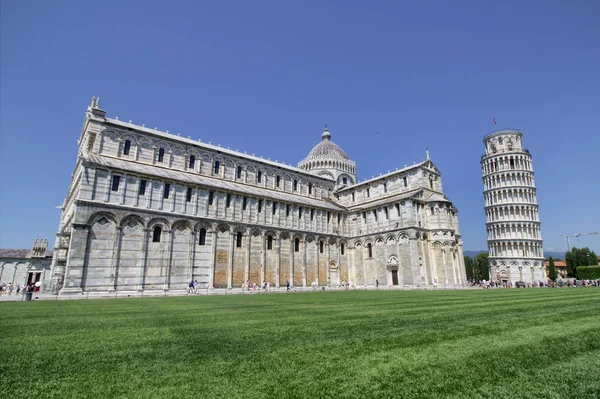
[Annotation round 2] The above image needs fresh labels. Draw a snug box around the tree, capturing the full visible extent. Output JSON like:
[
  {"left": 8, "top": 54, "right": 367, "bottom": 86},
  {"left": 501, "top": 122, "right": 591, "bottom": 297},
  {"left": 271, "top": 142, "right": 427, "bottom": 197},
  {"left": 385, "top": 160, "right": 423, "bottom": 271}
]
[
  {"left": 476, "top": 253, "right": 490, "bottom": 281},
  {"left": 464, "top": 256, "right": 475, "bottom": 280},
  {"left": 548, "top": 256, "right": 558, "bottom": 281},
  {"left": 566, "top": 247, "right": 599, "bottom": 278}
]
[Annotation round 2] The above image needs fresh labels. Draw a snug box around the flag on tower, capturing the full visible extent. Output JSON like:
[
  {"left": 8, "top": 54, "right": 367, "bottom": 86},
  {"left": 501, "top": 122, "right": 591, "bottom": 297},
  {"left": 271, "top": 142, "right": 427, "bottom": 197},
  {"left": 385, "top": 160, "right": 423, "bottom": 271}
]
[{"left": 493, "top": 117, "right": 496, "bottom": 125}]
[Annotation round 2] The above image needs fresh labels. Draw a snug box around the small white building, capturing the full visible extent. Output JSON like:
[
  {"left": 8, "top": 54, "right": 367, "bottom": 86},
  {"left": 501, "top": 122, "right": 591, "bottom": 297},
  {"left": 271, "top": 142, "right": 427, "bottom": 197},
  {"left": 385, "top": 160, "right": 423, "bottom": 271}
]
[{"left": 0, "top": 239, "right": 53, "bottom": 290}]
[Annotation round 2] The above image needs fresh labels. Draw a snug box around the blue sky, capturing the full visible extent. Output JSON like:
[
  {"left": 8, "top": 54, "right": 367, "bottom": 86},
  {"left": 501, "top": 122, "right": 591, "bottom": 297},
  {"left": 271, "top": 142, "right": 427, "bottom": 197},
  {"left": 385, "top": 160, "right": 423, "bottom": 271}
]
[{"left": 1, "top": 0, "right": 599, "bottom": 254}]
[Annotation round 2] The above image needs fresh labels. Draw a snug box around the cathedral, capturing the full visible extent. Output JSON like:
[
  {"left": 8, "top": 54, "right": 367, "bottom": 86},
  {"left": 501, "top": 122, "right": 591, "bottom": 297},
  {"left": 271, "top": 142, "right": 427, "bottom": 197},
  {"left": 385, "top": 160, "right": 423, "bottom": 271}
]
[{"left": 50, "top": 99, "right": 467, "bottom": 295}]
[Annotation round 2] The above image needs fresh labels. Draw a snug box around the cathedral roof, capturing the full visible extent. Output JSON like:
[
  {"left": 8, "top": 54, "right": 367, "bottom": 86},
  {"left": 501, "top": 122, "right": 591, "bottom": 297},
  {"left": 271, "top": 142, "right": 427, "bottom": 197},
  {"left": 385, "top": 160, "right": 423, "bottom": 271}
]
[{"left": 305, "top": 128, "right": 350, "bottom": 161}]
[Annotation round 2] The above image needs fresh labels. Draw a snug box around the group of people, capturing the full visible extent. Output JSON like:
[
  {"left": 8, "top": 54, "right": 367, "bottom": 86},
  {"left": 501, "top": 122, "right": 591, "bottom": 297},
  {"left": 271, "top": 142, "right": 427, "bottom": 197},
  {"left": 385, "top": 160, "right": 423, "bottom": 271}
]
[
  {"left": 0, "top": 282, "right": 37, "bottom": 296},
  {"left": 468, "top": 278, "right": 600, "bottom": 289}
]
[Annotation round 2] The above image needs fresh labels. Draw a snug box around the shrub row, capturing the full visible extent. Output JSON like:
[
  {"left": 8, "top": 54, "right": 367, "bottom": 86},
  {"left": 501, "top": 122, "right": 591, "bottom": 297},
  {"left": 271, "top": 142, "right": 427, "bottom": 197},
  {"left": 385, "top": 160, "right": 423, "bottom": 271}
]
[{"left": 577, "top": 266, "right": 600, "bottom": 280}]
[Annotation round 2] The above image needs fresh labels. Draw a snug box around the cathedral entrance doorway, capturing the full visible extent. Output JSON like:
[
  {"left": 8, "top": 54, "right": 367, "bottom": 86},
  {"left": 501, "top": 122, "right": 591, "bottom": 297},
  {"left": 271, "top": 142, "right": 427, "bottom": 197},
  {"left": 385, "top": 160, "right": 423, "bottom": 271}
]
[
  {"left": 391, "top": 270, "right": 399, "bottom": 286},
  {"left": 387, "top": 256, "right": 399, "bottom": 286},
  {"left": 27, "top": 272, "right": 41, "bottom": 285},
  {"left": 329, "top": 261, "right": 339, "bottom": 286}
]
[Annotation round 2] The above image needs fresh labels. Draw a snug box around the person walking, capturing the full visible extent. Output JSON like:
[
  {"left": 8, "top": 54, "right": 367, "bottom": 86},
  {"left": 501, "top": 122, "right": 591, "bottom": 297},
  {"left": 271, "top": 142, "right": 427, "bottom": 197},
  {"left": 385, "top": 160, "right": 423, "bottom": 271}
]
[
  {"left": 375, "top": 279, "right": 379, "bottom": 289},
  {"left": 286, "top": 281, "right": 290, "bottom": 291}
]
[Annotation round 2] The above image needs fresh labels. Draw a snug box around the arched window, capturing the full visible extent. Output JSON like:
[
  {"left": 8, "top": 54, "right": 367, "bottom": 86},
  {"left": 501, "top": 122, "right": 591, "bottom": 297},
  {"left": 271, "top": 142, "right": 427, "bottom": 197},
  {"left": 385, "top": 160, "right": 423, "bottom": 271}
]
[
  {"left": 257, "top": 171, "right": 262, "bottom": 183},
  {"left": 294, "top": 238, "right": 300, "bottom": 252},
  {"left": 123, "top": 139, "right": 131, "bottom": 155},
  {"left": 367, "top": 243, "right": 372, "bottom": 258},
  {"left": 341, "top": 243, "right": 345, "bottom": 255},
  {"left": 158, "top": 148, "right": 165, "bottom": 162},
  {"left": 319, "top": 241, "right": 324, "bottom": 253},
  {"left": 237, "top": 166, "right": 242, "bottom": 179},
  {"left": 213, "top": 160, "right": 220, "bottom": 175},
  {"left": 236, "top": 232, "right": 242, "bottom": 248},
  {"left": 267, "top": 235, "right": 273, "bottom": 250},
  {"left": 293, "top": 179, "right": 298, "bottom": 191},
  {"left": 189, "top": 155, "right": 195, "bottom": 169},
  {"left": 198, "top": 228, "right": 207, "bottom": 245},
  {"left": 152, "top": 226, "right": 162, "bottom": 243}
]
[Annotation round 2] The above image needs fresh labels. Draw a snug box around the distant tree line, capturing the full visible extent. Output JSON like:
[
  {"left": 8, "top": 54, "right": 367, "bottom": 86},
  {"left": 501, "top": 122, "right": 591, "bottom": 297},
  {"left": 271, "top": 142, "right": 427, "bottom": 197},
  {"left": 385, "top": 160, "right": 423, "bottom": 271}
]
[{"left": 464, "top": 253, "right": 490, "bottom": 281}]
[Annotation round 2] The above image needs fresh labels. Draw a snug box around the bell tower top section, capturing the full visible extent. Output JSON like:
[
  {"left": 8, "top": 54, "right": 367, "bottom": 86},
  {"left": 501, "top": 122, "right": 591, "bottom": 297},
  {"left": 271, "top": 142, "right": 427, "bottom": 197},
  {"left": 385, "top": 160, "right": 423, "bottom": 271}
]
[{"left": 483, "top": 129, "right": 523, "bottom": 156}]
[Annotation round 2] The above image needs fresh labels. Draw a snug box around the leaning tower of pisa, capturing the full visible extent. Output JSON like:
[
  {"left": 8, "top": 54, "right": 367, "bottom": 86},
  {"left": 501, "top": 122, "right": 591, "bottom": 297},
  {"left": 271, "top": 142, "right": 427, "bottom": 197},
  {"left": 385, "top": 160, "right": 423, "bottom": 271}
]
[{"left": 481, "top": 129, "right": 545, "bottom": 284}]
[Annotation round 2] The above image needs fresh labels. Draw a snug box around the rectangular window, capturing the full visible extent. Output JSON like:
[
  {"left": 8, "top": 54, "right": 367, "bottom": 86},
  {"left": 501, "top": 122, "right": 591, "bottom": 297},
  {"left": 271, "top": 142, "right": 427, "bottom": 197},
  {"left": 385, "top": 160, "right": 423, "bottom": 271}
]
[
  {"left": 430, "top": 207, "right": 435, "bottom": 215},
  {"left": 337, "top": 214, "right": 341, "bottom": 224},
  {"left": 257, "top": 171, "right": 262, "bottom": 183},
  {"left": 198, "top": 228, "right": 206, "bottom": 245},
  {"left": 237, "top": 166, "right": 242, "bottom": 179},
  {"left": 308, "top": 183, "right": 312, "bottom": 194},
  {"left": 293, "top": 179, "right": 298, "bottom": 191},
  {"left": 258, "top": 199, "right": 262, "bottom": 213},
  {"left": 286, "top": 204, "right": 290, "bottom": 217},
  {"left": 242, "top": 197, "right": 247, "bottom": 210},
  {"left": 189, "top": 155, "right": 195, "bottom": 169},
  {"left": 294, "top": 239, "right": 299, "bottom": 252},
  {"left": 384, "top": 207, "right": 389, "bottom": 220},
  {"left": 310, "top": 209, "right": 314, "bottom": 221},
  {"left": 267, "top": 236, "right": 273, "bottom": 250},
  {"left": 374, "top": 210, "right": 378, "bottom": 222},
  {"left": 226, "top": 194, "right": 231, "bottom": 208},
  {"left": 139, "top": 179, "right": 147, "bottom": 196},
  {"left": 366, "top": 188, "right": 370, "bottom": 198},
  {"left": 403, "top": 176, "right": 408, "bottom": 187},
  {"left": 352, "top": 193, "right": 355, "bottom": 202},
  {"left": 186, "top": 187, "right": 192, "bottom": 202},
  {"left": 276, "top": 176, "right": 280, "bottom": 188},
  {"left": 213, "top": 161, "right": 220, "bottom": 175},
  {"left": 341, "top": 243, "right": 345, "bottom": 255},
  {"left": 327, "top": 212, "right": 331, "bottom": 223},
  {"left": 123, "top": 140, "right": 131, "bottom": 156},
  {"left": 384, "top": 183, "right": 387, "bottom": 193},
  {"left": 319, "top": 241, "right": 324, "bottom": 253},
  {"left": 236, "top": 232, "right": 242, "bottom": 248},
  {"left": 111, "top": 175, "right": 120, "bottom": 192},
  {"left": 362, "top": 212, "right": 366, "bottom": 222},
  {"left": 272, "top": 202, "right": 277, "bottom": 215},
  {"left": 343, "top": 177, "right": 347, "bottom": 184},
  {"left": 208, "top": 191, "right": 214, "bottom": 205},
  {"left": 158, "top": 148, "right": 164, "bottom": 163},
  {"left": 163, "top": 183, "right": 170, "bottom": 199},
  {"left": 395, "top": 203, "right": 400, "bottom": 214},
  {"left": 299, "top": 207, "right": 302, "bottom": 219}
]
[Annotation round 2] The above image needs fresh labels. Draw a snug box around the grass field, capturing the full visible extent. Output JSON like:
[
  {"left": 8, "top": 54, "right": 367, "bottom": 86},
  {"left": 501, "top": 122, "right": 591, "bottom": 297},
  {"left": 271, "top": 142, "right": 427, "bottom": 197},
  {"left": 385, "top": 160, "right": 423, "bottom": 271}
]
[{"left": 2, "top": 289, "right": 600, "bottom": 398}]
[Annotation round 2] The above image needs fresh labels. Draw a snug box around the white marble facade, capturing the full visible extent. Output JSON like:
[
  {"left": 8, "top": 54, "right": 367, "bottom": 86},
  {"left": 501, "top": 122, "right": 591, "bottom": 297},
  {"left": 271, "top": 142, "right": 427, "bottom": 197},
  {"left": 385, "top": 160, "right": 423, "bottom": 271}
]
[
  {"left": 481, "top": 129, "right": 546, "bottom": 283},
  {"left": 50, "top": 99, "right": 467, "bottom": 294}
]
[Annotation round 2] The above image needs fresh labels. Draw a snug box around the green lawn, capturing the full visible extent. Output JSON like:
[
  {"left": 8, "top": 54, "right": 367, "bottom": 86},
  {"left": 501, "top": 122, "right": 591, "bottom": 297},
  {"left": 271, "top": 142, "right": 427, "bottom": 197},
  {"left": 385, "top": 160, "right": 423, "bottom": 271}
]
[{"left": 2, "top": 289, "right": 599, "bottom": 398}]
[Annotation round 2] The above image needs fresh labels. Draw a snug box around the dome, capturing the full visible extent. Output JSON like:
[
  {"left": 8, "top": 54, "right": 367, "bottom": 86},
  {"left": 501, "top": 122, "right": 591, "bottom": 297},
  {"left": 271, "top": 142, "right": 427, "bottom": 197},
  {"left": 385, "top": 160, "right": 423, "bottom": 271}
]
[{"left": 305, "top": 128, "right": 349, "bottom": 161}]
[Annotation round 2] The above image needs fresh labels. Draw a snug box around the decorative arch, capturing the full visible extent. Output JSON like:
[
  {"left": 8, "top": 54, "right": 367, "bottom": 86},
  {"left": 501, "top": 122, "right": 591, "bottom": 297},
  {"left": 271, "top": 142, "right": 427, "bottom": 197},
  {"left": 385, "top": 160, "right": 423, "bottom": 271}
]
[
  {"left": 88, "top": 211, "right": 118, "bottom": 227},
  {"left": 172, "top": 220, "right": 193, "bottom": 232},
  {"left": 120, "top": 214, "right": 144, "bottom": 229},
  {"left": 147, "top": 217, "right": 170, "bottom": 230}
]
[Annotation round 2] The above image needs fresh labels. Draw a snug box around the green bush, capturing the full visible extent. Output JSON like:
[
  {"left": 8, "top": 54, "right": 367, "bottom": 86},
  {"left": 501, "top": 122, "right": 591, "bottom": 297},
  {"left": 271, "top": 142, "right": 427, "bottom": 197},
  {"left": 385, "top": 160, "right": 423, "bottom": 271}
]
[{"left": 576, "top": 266, "right": 600, "bottom": 280}]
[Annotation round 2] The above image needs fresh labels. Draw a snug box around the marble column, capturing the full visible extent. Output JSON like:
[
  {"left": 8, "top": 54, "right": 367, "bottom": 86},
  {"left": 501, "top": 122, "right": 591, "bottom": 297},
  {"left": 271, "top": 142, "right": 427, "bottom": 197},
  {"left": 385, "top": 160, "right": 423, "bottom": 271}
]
[
  {"left": 208, "top": 230, "right": 217, "bottom": 288},
  {"left": 60, "top": 224, "right": 90, "bottom": 295},
  {"left": 110, "top": 226, "right": 123, "bottom": 292},
  {"left": 163, "top": 230, "right": 173, "bottom": 291},
  {"left": 228, "top": 231, "right": 234, "bottom": 289},
  {"left": 302, "top": 235, "right": 307, "bottom": 287},
  {"left": 138, "top": 228, "right": 150, "bottom": 291},
  {"left": 245, "top": 233, "right": 251, "bottom": 284}
]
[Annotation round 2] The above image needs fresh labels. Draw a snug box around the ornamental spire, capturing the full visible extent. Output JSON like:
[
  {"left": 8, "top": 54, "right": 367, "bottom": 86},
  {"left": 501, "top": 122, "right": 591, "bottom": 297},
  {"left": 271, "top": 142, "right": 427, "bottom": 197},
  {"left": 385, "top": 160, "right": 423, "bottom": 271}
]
[{"left": 322, "top": 125, "right": 331, "bottom": 140}]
